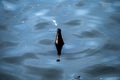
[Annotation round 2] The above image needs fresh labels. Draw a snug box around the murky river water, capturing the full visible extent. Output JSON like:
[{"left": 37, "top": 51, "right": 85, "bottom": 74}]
[{"left": 0, "top": 0, "right": 120, "bottom": 80}]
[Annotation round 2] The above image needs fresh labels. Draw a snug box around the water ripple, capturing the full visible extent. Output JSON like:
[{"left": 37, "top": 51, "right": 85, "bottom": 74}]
[
  {"left": 0, "top": 0, "right": 120, "bottom": 80},
  {"left": 38, "top": 39, "right": 54, "bottom": 45},
  {"left": 73, "top": 30, "right": 102, "bottom": 38},
  {"left": 25, "top": 66, "right": 64, "bottom": 80},
  {"left": 0, "top": 41, "right": 18, "bottom": 49},
  {"left": 35, "top": 22, "right": 50, "bottom": 30},
  {"left": 64, "top": 19, "right": 81, "bottom": 26}
]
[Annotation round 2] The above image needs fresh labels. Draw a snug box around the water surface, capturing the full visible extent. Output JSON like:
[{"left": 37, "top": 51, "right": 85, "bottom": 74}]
[{"left": 0, "top": 0, "right": 120, "bottom": 80}]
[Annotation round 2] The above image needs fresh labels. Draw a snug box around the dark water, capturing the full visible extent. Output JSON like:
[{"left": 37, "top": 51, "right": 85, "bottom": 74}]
[{"left": 0, "top": 0, "right": 120, "bottom": 80}]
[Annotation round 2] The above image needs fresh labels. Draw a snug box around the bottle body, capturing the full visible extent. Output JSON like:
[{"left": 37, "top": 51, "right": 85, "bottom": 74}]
[{"left": 55, "top": 28, "right": 64, "bottom": 56}]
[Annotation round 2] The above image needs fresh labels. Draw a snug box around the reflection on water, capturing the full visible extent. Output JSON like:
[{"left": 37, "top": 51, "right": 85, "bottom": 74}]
[{"left": 0, "top": 0, "right": 120, "bottom": 80}]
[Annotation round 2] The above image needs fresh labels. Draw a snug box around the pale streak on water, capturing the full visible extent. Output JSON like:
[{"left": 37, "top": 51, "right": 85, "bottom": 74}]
[{"left": 0, "top": 0, "right": 120, "bottom": 80}]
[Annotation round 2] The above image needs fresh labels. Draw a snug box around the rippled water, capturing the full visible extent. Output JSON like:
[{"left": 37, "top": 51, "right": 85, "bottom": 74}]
[{"left": 0, "top": 0, "right": 120, "bottom": 80}]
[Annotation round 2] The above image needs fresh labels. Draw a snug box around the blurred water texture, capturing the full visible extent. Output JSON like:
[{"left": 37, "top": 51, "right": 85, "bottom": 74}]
[{"left": 0, "top": 0, "right": 120, "bottom": 80}]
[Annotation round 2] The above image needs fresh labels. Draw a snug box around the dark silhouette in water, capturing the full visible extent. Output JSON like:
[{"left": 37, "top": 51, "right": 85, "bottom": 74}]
[
  {"left": 55, "top": 28, "right": 64, "bottom": 62},
  {"left": 74, "top": 75, "right": 80, "bottom": 80}
]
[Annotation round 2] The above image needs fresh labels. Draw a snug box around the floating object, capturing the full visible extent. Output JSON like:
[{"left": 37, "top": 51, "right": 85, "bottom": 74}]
[
  {"left": 55, "top": 28, "right": 64, "bottom": 62},
  {"left": 56, "top": 59, "right": 60, "bottom": 62}
]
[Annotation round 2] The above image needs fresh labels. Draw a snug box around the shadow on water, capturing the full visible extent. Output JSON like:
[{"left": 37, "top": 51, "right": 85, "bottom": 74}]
[{"left": 25, "top": 66, "right": 64, "bottom": 80}]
